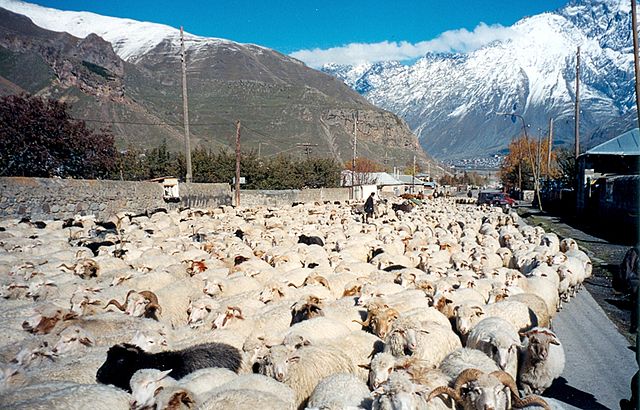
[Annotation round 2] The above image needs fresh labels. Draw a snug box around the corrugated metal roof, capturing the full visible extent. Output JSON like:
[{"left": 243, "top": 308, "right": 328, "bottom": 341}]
[
  {"left": 586, "top": 128, "right": 640, "bottom": 156},
  {"left": 371, "top": 172, "right": 403, "bottom": 185}
]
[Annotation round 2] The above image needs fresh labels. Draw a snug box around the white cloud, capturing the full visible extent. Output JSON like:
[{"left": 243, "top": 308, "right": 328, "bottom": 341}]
[{"left": 290, "top": 23, "right": 517, "bottom": 67}]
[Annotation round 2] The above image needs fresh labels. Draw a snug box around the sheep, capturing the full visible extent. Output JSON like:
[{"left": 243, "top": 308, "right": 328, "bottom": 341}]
[
  {"left": 453, "top": 300, "right": 538, "bottom": 337},
  {"left": 258, "top": 342, "right": 358, "bottom": 408},
  {"left": 283, "top": 317, "right": 353, "bottom": 346},
  {"left": 354, "top": 299, "right": 399, "bottom": 339},
  {"left": 372, "top": 371, "right": 453, "bottom": 410},
  {"left": 507, "top": 293, "right": 551, "bottom": 328},
  {"left": 2, "top": 382, "right": 131, "bottom": 410},
  {"left": 198, "top": 388, "right": 292, "bottom": 410},
  {"left": 96, "top": 342, "right": 242, "bottom": 392},
  {"left": 465, "top": 317, "right": 521, "bottom": 379},
  {"left": 129, "top": 367, "right": 241, "bottom": 410},
  {"left": 438, "top": 348, "right": 500, "bottom": 380},
  {"left": 306, "top": 373, "right": 373, "bottom": 410},
  {"left": 518, "top": 328, "right": 565, "bottom": 395},
  {"left": 208, "top": 373, "right": 296, "bottom": 407},
  {"left": 367, "top": 352, "right": 447, "bottom": 391},
  {"left": 427, "top": 368, "right": 551, "bottom": 410},
  {"left": 103, "top": 289, "right": 161, "bottom": 320},
  {"left": 384, "top": 317, "right": 462, "bottom": 368}
]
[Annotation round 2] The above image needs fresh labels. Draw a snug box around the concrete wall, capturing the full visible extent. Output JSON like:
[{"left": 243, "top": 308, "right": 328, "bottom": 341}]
[
  {"left": 239, "top": 188, "right": 350, "bottom": 208},
  {"left": 0, "top": 177, "right": 231, "bottom": 221}
]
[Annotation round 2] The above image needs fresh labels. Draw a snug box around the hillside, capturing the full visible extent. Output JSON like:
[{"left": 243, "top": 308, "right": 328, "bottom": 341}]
[{"left": 0, "top": 1, "right": 434, "bottom": 171}]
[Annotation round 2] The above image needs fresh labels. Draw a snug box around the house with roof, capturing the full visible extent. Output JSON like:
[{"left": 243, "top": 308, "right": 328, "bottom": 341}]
[
  {"left": 576, "top": 128, "right": 639, "bottom": 234},
  {"left": 341, "top": 170, "right": 405, "bottom": 198}
]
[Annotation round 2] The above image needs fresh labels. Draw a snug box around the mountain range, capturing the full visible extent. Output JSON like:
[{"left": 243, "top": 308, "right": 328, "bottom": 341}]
[
  {"left": 322, "top": 0, "right": 636, "bottom": 160},
  {"left": 0, "top": 0, "right": 434, "bottom": 172}
]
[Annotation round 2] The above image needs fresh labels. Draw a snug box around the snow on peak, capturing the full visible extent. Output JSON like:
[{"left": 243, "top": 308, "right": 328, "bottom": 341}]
[{"left": 0, "top": 0, "right": 252, "bottom": 61}]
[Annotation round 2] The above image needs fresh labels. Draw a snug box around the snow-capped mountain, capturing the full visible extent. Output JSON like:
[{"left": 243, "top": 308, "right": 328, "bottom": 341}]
[
  {"left": 0, "top": 0, "right": 252, "bottom": 62},
  {"left": 323, "top": 0, "right": 635, "bottom": 160}
]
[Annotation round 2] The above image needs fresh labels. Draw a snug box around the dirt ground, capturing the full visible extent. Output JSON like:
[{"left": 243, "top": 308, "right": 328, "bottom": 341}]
[{"left": 517, "top": 206, "right": 637, "bottom": 347}]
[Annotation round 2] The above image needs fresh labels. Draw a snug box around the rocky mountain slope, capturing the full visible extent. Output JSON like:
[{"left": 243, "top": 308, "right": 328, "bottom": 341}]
[
  {"left": 323, "top": 0, "right": 635, "bottom": 160},
  {"left": 0, "top": 0, "right": 432, "bottom": 170}
]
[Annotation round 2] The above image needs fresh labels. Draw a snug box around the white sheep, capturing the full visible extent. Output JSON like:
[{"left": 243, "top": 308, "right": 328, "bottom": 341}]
[
  {"left": 306, "top": 373, "right": 372, "bottom": 410},
  {"left": 259, "top": 343, "right": 358, "bottom": 408},
  {"left": 454, "top": 300, "right": 537, "bottom": 337},
  {"left": 5, "top": 382, "right": 131, "bottom": 410},
  {"left": 518, "top": 327, "right": 565, "bottom": 395},
  {"left": 465, "top": 317, "right": 521, "bottom": 379},
  {"left": 384, "top": 317, "right": 462, "bottom": 368},
  {"left": 438, "top": 347, "right": 500, "bottom": 380}
]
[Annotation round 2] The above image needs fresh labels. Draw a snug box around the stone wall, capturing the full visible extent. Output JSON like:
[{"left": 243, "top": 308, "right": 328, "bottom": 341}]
[
  {"left": 0, "top": 177, "right": 231, "bottom": 221},
  {"left": 0, "top": 178, "right": 352, "bottom": 220},
  {"left": 239, "top": 188, "right": 350, "bottom": 208}
]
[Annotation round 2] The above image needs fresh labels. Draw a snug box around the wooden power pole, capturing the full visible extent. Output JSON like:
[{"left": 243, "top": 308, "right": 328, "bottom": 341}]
[
  {"left": 180, "top": 27, "right": 192, "bottom": 183},
  {"left": 631, "top": 2, "right": 640, "bottom": 405},
  {"left": 575, "top": 46, "right": 580, "bottom": 159},
  {"left": 351, "top": 112, "right": 358, "bottom": 197},
  {"left": 547, "top": 117, "right": 554, "bottom": 178},
  {"left": 235, "top": 121, "right": 241, "bottom": 207}
]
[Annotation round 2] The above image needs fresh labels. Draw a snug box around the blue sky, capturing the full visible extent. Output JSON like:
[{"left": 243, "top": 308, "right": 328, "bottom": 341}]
[{"left": 27, "top": 0, "right": 569, "bottom": 66}]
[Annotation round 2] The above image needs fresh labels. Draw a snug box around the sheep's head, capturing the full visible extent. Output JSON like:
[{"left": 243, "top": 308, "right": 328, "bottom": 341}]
[
  {"left": 290, "top": 295, "right": 324, "bottom": 326},
  {"left": 428, "top": 369, "right": 551, "bottom": 410},
  {"left": 203, "top": 279, "right": 224, "bottom": 297},
  {"left": 385, "top": 317, "right": 422, "bottom": 357},
  {"left": 96, "top": 343, "right": 145, "bottom": 392},
  {"left": 521, "top": 328, "right": 560, "bottom": 363},
  {"left": 259, "top": 344, "right": 299, "bottom": 382},
  {"left": 155, "top": 386, "right": 196, "bottom": 410},
  {"left": 75, "top": 259, "right": 100, "bottom": 279},
  {"left": 185, "top": 259, "right": 207, "bottom": 276},
  {"left": 187, "top": 297, "right": 217, "bottom": 328},
  {"left": 129, "top": 330, "right": 168, "bottom": 353},
  {"left": 52, "top": 325, "right": 94, "bottom": 355},
  {"left": 371, "top": 307, "right": 400, "bottom": 339},
  {"left": 368, "top": 352, "right": 397, "bottom": 389},
  {"left": 22, "top": 307, "right": 76, "bottom": 335},
  {"left": 130, "top": 368, "right": 174, "bottom": 410},
  {"left": 212, "top": 306, "right": 244, "bottom": 330},
  {"left": 69, "top": 287, "right": 102, "bottom": 316},
  {"left": 373, "top": 372, "right": 426, "bottom": 410},
  {"left": 258, "top": 283, "right": 286, "bottom": 303},
  {"left": 454, "top": 304, "right": 485, "bottom": 336},
  {"left": 105, "top": 290, "right": 161, "bottom": 320}
]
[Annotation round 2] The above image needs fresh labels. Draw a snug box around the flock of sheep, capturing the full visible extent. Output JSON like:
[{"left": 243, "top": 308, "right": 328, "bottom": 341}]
[{"left": 0, "top": 196, "right": 593, "bottom": 409}]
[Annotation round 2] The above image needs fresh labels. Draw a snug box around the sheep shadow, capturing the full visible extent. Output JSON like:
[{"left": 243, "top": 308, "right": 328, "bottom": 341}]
[{"left": 544, "top": 377, "right": 609, "bottom": 410}]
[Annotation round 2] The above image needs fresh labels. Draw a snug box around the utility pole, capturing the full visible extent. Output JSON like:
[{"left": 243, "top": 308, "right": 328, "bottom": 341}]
[
  {"left": 412, "top": 142, "right": 417, "bottom": 194},
  {"left": 351, "top": 111, "right": 358, "bottom": 198},
  {"left": 575, "top": 46, "right": 581, "bottom": 159},
  {"left": 547, "top": 117, "right": 554, "bottom": 178},
  {"left": 632, "top": 0, "right": 640, "bottom": 132},
  {"left": 180, "top": 26, "right": 192, "bottom": 183},
  {"left": 631, "top": 2, "right": 640, "bottom": 406},
  {"left": 235, "top": 121, "right": 241, "bottom": 207}
]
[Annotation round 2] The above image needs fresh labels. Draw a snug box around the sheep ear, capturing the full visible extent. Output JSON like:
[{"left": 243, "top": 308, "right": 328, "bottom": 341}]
[
  {"left": 288, "top": 355, "right": 300, "bottom": 363},
  {"left": 549, "top": 336, "right": 560, "bottom": 345},
  {"left": 79, "top": 337, "right": 93, "bottom": 347},
  {"left": 358, "top": 363, "right": 371, "bottom": 370},
  {"left": 154, "top": 386, "right": 164, "bottom": 396}
]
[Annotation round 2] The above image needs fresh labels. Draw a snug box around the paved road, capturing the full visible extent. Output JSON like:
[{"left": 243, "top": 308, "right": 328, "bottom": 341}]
[
  {"left": 546, "top": 289, "right": 637, "bottom": 409},
  {"left": 513, "top": 205, "right": 638, "bottom": 409}
]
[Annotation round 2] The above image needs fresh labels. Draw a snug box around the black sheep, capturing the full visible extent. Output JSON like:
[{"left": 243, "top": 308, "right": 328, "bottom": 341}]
[
  {"left": 298, "top": 234, "right": 324, "bottom": 247},
  {"left": 96, "top": 342, "right": 242, "bottom": 392}
]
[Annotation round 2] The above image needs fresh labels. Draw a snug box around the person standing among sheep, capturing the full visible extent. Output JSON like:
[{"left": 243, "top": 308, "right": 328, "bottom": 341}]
[{"left": 364, "top": 192, "right": 375, "bottom": 223}]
